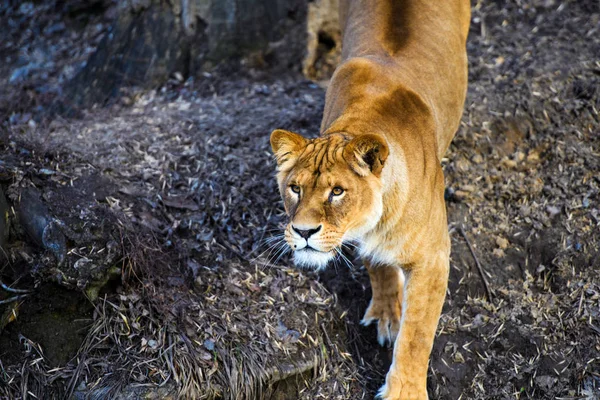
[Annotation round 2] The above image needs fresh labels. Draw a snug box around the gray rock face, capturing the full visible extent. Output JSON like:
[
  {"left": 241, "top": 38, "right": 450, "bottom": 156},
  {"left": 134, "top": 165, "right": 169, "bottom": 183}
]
[
  {"left": 18, "top": 187, "right": 67, "bottom": 265},
  {"left": 59, "top": 0, "right": 305, "bottom": 111}
]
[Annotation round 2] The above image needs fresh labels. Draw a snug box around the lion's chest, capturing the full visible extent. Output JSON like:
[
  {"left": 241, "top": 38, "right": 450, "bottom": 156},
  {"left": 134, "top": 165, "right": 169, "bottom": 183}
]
[{"left": 358, "top": 229, "right": 411, "bottom": 267}]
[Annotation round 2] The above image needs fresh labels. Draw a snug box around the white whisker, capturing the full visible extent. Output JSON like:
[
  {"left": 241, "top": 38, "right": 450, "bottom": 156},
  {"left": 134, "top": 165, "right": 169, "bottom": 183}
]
[
  {"left": 335, "top": 247, "right": 354, "bottom": 270},
  {"left": 252, "top": 237, "right": 286, "bottom": 263},
  {"left": 272, "top": 242, "right": 291, "bottom": 266},
  {"left": 262, "top": 235, "right": 285, "bottom": 245}
]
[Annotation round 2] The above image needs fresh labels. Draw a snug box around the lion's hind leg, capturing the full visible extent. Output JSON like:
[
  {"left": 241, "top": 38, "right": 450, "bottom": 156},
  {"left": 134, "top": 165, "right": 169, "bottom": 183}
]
[{"left": 361, "top": 260, "right": 404, "bottom": 346}]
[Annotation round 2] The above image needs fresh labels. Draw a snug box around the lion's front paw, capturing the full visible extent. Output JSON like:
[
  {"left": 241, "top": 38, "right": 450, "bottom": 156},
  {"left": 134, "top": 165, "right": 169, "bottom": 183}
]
[
  {"left": 376, "top": 380, "right": 398, "bottom": 400},
  {"left": 360, "top": 294, "right": 401, "bottom": 346},
  {"left": 376, "top": 378, "right": 428, "bottom": 400}
]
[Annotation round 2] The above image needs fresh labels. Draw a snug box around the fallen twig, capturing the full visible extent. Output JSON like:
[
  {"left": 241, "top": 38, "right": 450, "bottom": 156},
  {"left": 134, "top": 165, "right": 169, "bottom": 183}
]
[
  {"left": 589, "top": 322, "right": 600, "bottom": 336},
  {"left": 0, "top": 280, "right": 31, "bottom": 294},
  {"left": 458, "top": 227, "right": 494, "bottom": 303},
  {"left": 0, "top": 294, "right": 29, "bottom": 305}
]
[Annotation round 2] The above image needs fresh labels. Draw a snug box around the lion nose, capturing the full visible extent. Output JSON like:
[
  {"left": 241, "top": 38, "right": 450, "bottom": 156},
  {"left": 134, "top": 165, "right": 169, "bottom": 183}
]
[{"left": 292, "top": 225, "right": 322, "bottom": 239}]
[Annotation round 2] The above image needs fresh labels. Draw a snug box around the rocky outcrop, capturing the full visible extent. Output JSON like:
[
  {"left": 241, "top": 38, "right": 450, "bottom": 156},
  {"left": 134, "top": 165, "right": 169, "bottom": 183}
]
[{"left": 60, "top": 0, "right": 306, "bottom": 111}]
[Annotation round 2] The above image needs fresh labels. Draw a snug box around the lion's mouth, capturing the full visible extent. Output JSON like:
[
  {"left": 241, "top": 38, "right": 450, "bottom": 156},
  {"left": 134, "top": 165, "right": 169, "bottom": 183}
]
[
  {"left": 296, "top": 245, "right": 335, "bottom": 256},
  {"left": 292, "top": 247, "right": 335, "bottom": 270},
  {"left": 299, "top": 245, "right": 323, "bottom": 253}
]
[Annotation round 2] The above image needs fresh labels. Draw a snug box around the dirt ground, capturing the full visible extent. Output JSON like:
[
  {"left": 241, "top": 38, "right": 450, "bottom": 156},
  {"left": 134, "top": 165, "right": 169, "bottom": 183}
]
[{"left": 1, "top": 0, "right": 599, "bottom": 399}]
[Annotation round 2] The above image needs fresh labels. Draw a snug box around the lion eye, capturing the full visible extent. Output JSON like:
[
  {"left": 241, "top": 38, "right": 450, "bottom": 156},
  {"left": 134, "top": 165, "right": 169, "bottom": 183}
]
[
  {"left": 331, "top": 187, "right": 344, "bottom": 196},
  {"left": 290, "top": 185, "right": 301, "bottom": 194}
]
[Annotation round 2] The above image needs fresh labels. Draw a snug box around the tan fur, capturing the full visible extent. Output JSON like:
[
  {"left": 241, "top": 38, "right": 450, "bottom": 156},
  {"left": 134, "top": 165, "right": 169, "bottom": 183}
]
[{"left": 271, "top": 0, "right": 470, "bottom": 398}]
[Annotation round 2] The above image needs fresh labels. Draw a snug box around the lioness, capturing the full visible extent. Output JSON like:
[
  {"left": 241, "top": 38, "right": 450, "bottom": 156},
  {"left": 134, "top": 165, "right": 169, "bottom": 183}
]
[{"left": 270, "top": 0, "right": 470, "bottom": 398}]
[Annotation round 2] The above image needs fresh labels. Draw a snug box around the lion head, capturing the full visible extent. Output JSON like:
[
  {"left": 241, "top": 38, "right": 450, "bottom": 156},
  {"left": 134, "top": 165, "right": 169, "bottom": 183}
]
[{"left": 270, "top": 129, "right": 389, "bottom": 269}]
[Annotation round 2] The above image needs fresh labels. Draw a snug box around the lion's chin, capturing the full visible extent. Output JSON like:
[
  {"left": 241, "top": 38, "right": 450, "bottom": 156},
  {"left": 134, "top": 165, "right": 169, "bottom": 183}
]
[{"left": 293, "top": 248, "right": 334, "bottom": 271}]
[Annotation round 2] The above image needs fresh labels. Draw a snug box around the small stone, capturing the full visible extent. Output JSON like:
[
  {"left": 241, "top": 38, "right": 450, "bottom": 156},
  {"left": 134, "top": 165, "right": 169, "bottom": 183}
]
[
  {"left": 536, "top": 264, "right": 546, "bottom": 273},
  {"left": 527, "top": 150, "right": 540, "bottom": 163},
  {"left": 178, "top": 101, "right": 191, "bottom": 111},
  {"left": 472, "top": 313, "right": 488, "bottom": 328},
  {"left": 496, "top": 237, "right": 509, "bottom": 249},
  {"left": 444, "top": 187, "right": 455, "bottom": 201},
  {"left": 471, "top": 154, "right": 484, "bottom": 164},
  {"left": 501, "top": 157, "right": 517, "bottom": 168}
]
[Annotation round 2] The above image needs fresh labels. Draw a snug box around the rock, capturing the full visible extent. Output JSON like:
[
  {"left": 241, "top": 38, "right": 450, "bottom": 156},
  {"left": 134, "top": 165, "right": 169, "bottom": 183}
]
[
  {"left": 496, "top": 237, "right": 509, "bottom": 249},
  {"left": 173, "top": 71, "right": 184, "bottom": 82},
  {"left": 527, "top": 150, "right": 540, "bottom": 163},
  {"left": 276, "top": 321, "right": 301, "bottom": 343},
  {"left": 59, "top": 0, "right": 305, "bottom": 111},
  {"left": 444, "top": 187, "right": 456, "bottom": 202},
  {"left": 18, "top": 187, "right": 67, "bottom": 264},
  {"left": 536, "top": 264, "right": 546, "bottom": 273},
  {"left": 471, "top": 313, "right": 488, "bottom": 328}
]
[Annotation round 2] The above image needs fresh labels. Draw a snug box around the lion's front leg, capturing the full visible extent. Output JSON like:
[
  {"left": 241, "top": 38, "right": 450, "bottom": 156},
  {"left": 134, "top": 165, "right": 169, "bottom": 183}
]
[
  {"left": 376, "top": 250, "right": 449, "bottom": 400},
  {"left": 361, "top": 260, "right": 404, "bottom": 346}
]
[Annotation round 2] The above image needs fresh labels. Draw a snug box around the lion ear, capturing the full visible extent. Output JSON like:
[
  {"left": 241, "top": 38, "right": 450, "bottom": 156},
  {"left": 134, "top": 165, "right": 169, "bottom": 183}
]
[
  {"left": 270, "top": 129, "right": 308, "bottom": 168},
  {"left": 344, "top": 134, "right": 389, "bottom": 177}
]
